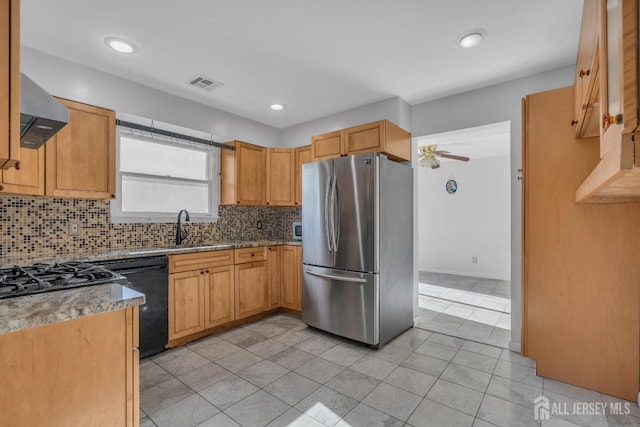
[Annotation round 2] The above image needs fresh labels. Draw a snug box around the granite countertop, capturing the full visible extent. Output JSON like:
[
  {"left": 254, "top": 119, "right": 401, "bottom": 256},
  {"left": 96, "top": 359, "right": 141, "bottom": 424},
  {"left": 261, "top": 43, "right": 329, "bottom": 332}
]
[
  {"left": 0, "top": 284, "right": 145, "bottom": 335},
  {"left": 0, "top": 240, "right": 300, "bottom": 334},
  {"left": 89, "top": 239, "right": 302, "bottom": 262},
  {"left": 4, "top": 240, "right": 302, "bottom": 266}
]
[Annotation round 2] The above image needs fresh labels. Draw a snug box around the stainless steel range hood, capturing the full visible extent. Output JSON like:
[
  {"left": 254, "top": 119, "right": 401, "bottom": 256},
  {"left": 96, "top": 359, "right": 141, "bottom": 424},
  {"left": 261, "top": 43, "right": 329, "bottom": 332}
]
[{"left": 19, "top": 73, "right": 69, "bottom": 149}]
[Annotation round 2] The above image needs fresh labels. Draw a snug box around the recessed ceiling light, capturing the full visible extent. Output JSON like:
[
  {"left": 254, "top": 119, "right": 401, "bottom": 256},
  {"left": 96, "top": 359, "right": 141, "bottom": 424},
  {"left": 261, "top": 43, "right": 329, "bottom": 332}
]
[
  {"left": 270, "top": 104, "right": 286, "bottom": 111},
  {"left": 457, "top": 29, "right": 487, "bottom": 48},
  {"left": 104, "top": 37, "right": 138, "bottom": 54}
]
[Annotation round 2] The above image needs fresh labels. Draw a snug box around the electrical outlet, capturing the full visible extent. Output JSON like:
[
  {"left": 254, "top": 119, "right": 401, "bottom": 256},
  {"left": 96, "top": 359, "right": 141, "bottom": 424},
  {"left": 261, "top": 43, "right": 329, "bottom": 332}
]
[
  {"left": 69, "top": 220, "right": 81, "bottom": 236},
  {"left": 472, "top": 256, "right": 478, "bottom": 264}
]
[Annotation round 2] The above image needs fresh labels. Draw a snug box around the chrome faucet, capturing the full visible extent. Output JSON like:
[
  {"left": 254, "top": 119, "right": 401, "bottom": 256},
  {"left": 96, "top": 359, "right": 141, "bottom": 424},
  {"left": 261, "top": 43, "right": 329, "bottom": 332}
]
[{"left": 175, "top": 209, "right": 190, "bottom": 245}]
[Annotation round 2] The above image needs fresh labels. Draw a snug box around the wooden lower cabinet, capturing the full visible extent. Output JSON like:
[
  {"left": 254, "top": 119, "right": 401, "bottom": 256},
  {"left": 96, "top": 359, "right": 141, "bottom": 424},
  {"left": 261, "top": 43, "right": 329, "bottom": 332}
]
[
  {"left": 168, "top": 245, "right": 301, "bottom": 344},
  {"left": 169, "top": 270, "right": 206, "bottom": 340},
  {"left": 169, "top": 260, "right": 235, "bottom": 342},
  {"left": 281, "top": 245, "right": 302, "bottom": 311},
  {"left": 205, "top": 265, "right": 235, "bottom": 329},
  {"left": 267, "top": 246, "right": 282, "bottom": 309},
  {"left": 0, "top": 307, "right": 140, "bottom": 427},
  {"left": 235, "top": 260, "right": 268, "bottom": 319}
]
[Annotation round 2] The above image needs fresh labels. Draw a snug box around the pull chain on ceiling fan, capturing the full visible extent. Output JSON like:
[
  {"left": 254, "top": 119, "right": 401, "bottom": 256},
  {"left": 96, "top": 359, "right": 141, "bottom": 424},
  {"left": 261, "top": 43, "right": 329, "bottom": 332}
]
[{"left": 418, "top": 144, "right": 470, "bottom": 169}]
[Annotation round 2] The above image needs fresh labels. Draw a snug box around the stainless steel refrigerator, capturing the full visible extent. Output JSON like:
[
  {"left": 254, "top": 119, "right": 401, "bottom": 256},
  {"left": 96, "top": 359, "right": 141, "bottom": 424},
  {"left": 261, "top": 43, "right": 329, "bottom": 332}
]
[{"left": 301, "top": 152, "right": 413, "bottom": 347}]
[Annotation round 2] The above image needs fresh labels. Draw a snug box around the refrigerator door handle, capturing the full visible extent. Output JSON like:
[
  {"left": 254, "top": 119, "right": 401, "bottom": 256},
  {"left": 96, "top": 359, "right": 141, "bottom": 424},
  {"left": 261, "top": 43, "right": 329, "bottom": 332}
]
[
  {"left": 304, "top": 268, "right": 367, "bottom": 283},
  {"left": 332, "top": 174, "right": 340, "bottom": 252},
  {"left": 324, "top": 175, "right": 333, "bottom": 252}
]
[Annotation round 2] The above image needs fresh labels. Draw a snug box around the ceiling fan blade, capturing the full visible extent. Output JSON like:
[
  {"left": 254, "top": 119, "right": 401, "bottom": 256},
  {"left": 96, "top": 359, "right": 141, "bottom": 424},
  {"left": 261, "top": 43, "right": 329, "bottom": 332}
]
[{"left": 439, "top": 153, "right": 470, "bottom": 161}]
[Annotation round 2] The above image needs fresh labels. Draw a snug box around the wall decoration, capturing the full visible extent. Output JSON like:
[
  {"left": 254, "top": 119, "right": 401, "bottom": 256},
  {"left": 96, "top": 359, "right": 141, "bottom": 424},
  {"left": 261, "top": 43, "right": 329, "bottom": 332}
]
[{"left": 446, "top": 176, "right": 458, "bottom": 194}]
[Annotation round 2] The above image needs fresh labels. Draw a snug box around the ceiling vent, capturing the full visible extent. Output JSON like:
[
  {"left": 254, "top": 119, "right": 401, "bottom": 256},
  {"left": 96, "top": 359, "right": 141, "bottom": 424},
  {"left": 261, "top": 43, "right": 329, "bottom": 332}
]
[{"left": 187, "top": 75, "right": 224, "bottom": 91}]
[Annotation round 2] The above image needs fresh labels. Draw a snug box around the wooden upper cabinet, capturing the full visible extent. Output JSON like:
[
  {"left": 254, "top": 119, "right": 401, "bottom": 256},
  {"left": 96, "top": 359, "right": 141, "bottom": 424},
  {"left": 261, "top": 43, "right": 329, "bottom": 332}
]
[
  {"left": 344, "top": 120, "right": 411, "bottom": 161},
  {"left": 572, "top": 0, "right": 600, "bottom": 138},
  {"left": 266, "top": 148, "right": 295, "bottom": 206},
  {"left": 0, "top": 144, "right": 44, "bottom": 195},
  {"left": 220, "top": 140, "right": 266, "bottom": 205},
  {"left": 575, "top": 0, "right": 640, "bottom": 202},
  {"left": 295, "top": 145, "right": 312, "bottom": 205},
  {"left": 45, "top": 98, "right": 115, "bottom": 199},
  {"left": 312, "top": 130, "right": 343, "bottom": 160},
  {"left": 0, "top": 0, "right": 20, "bottom": 170},
  {"left": 599, "top": 0, "right": 638, "bottom": 154},
  {"left": 311, "top": 120, "right": 411, "bottom": 162}
]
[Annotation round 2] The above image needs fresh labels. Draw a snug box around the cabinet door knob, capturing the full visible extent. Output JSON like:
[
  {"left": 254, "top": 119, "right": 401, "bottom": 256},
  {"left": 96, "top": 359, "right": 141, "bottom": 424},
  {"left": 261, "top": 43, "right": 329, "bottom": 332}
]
[
  {"left": 570, "top": 120, "right": 578, "bottom": 126},
  {"left": 205, "top": 269, "right": 210, "bottom": 273},
  {"left": 578, "top": 69, "right": 590, "bottom": 78},
  {"left": 200, "top": 271, "right": 205, "bottom": 275}
]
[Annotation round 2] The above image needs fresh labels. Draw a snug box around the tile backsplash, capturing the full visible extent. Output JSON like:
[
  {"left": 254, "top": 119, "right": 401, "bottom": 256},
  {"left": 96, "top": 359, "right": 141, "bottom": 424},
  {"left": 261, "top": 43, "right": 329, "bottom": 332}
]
[{"left": 0, "top": 196, "right": 300, "bottom": 266}]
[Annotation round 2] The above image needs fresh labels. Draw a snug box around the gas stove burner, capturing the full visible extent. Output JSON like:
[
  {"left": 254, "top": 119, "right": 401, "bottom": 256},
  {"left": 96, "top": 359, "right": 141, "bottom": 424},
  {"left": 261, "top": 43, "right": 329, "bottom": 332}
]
[{"left": 0, "top": 261, "right": 127, "bottom": 300}]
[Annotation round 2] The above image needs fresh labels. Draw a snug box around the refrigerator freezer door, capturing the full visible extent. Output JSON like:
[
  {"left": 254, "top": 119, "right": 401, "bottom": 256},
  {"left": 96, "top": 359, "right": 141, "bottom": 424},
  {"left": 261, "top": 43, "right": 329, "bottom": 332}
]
[
  {"left": 332, "top": 154, "right": 377, "bottom": 273},
  {"left": 302, "top": 265, "right": 379, "bottom": 345},
  {"left": 302, "top": 160, "right": 334, "bottom": 268}
]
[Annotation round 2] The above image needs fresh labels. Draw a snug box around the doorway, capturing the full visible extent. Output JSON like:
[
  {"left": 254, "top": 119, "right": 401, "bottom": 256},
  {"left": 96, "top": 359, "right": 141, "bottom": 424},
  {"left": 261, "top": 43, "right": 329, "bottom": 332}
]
[{"left": 414, "top": 121, "right": 511, "bottom": 348}]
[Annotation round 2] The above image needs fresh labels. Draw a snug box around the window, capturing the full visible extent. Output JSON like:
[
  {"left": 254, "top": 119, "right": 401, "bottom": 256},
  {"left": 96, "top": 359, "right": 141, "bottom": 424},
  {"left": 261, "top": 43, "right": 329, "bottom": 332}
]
[{"left": 111, "top": 129, "right": 220, "bottom": 223}]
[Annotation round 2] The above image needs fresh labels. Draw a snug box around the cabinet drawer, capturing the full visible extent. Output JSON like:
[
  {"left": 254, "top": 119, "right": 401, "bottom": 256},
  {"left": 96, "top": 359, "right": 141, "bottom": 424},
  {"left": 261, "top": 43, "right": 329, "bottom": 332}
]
[
  {"left": 169, "top": 250, "right": 234, "bottom": 273},
  {"left": 234, "top": 246, "right": 266, "bottom": 264}
]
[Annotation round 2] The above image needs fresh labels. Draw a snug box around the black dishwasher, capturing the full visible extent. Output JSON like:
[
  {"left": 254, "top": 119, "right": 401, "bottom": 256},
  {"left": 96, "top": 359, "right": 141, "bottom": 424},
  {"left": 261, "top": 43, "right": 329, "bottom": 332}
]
[{"left": 96, "top": 256, "right": 168, "bottom": 358}]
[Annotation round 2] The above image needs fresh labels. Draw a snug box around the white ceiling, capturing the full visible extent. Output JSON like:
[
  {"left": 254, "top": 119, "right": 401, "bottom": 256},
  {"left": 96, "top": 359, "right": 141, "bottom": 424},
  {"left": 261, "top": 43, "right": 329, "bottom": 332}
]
[{"left": 21, "top": 0, "right": 583, "bottom": 129}]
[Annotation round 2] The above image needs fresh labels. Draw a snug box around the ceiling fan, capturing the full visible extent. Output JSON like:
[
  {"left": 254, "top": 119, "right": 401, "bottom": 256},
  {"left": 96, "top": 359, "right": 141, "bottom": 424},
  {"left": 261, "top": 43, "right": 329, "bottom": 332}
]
[{"left": 418, "top": 144, "right": 470, "bottom": 169}]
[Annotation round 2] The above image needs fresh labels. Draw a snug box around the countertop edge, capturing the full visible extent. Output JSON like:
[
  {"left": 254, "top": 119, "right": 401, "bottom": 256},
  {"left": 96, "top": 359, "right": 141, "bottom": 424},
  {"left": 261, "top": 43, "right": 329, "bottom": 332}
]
[{"left": 0, "top": 284, "right": 145, "bottom": 335}]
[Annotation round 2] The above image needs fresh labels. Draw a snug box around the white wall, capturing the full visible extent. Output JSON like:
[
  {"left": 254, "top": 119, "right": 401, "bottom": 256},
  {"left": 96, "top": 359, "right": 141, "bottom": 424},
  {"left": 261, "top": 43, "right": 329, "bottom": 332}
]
[
  {"left": 21, "top": 47, "right": 281, "bottom": 146},
  {"left": 418, "top": 156, "right": 510, "bottom": 280},
  {"left": 411, "top": 65, "right": 575, "bottom": 351},
  {"left": 280, "top": 96, "right": 412, "bottom": 148}
]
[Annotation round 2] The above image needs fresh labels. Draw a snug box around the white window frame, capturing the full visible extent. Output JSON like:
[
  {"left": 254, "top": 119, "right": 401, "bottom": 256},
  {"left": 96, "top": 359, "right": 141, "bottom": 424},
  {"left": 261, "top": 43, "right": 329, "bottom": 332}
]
[{"left": 110, "top": 127, "right": 220, "bottom": 223}]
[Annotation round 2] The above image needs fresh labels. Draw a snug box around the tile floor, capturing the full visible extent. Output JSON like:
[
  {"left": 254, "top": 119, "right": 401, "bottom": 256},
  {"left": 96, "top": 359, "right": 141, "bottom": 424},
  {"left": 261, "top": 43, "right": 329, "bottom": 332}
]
[
  {"left": 140, "top": 313, "right": 640, "bottom": 427},
  {"left": 416, "top": 272, "right": 511, "bottom": 348}
]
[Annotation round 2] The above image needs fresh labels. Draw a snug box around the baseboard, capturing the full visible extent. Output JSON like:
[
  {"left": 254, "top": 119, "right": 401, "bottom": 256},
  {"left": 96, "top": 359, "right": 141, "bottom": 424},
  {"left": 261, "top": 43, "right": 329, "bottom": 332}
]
[
  {"left": 509, "top": 341, "right": 521, "bottom": 353},
  {"left": 419, "top": 268, "right": 510, "bottom": 281}
]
